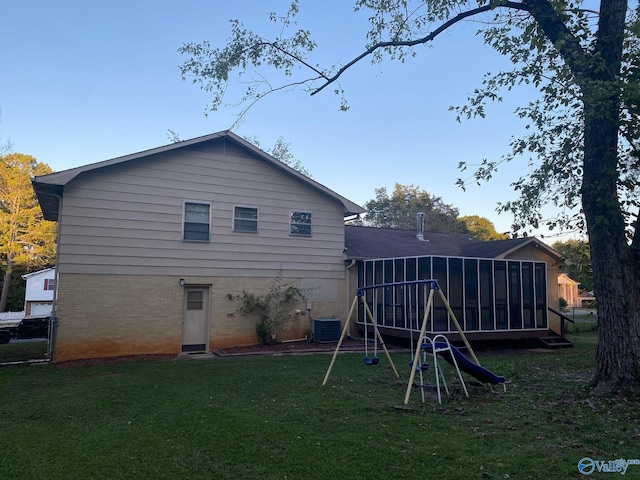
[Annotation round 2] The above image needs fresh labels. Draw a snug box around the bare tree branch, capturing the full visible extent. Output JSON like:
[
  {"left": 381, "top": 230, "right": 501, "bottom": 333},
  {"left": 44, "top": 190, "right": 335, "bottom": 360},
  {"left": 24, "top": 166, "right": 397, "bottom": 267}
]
[
  {"left": 311, "top": 1, "right": 530, "bottom": 96},
  {"left": 254, "top": 41, "right": 330, "bottom": 81}
]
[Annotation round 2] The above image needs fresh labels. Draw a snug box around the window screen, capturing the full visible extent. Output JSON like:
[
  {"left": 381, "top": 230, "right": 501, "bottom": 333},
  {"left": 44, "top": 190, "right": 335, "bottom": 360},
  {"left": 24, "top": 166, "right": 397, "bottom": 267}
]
[
  {"left": 184, "top": 202, "right": 210, "bottom": 241},
  {"left": 234, "top": 206, "right": 258, "bottom": 232},
  {"left": 290, "top": 211, "right": 312, "bottom": 236}
]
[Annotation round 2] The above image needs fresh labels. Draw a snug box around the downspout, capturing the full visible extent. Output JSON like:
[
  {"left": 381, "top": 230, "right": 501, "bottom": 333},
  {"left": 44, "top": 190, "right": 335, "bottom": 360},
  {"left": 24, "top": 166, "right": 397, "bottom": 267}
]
[
  {"left": 346, "top": 259, "right": 357, "bottom": 322},
  {"left": 47, "top": 192, "right": 64, "bottom": 362}
]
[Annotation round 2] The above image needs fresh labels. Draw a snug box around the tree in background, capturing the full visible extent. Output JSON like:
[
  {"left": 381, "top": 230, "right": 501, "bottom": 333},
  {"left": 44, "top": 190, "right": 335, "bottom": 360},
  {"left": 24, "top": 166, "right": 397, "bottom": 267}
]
[
  {"left": 553, "top": 239, "right": 593, "bottom": 293},
  {"left": 179, "top": 0, "right": 640, "bottom": 393},
  {"left": 362, "top": 183, "right": 467, "bottom": 232},
  {"left": 266, "top": 137, "right": 312, "bottom": 177},
  {"left": 0, "top": 153, "right": 57, "bottom": 311},
  {"left": 166, "top": 130, "right": 312, "bottom": 177},
  {"left": 244, "top": 135, "right": 312, "bottom": 177},
  {"left": 459, "top": 215, "right": 509, "bottom": 241},
  {"left": 0, "top": 112, "right": 13, "bottom": 156}
]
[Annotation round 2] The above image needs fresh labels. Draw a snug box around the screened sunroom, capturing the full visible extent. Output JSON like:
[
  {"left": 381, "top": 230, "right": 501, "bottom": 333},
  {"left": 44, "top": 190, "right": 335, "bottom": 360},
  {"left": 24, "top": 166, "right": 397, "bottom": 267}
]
[{"left": 355, "top": 255, "right": 550, "bottom": 340}]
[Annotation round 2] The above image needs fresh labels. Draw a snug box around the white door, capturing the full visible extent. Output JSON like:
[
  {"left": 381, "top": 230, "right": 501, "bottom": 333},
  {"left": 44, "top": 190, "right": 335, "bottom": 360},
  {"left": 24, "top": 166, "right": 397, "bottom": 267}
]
[{"left": 181, "top": 287, "right": 210, "bottom": 352}]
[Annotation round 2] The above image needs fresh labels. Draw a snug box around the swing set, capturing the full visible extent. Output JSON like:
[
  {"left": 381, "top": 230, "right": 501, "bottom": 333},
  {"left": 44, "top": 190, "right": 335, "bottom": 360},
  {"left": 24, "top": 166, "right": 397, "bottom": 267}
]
[{"left": 322, "top": 279, "right": 506, "bottom": 404}]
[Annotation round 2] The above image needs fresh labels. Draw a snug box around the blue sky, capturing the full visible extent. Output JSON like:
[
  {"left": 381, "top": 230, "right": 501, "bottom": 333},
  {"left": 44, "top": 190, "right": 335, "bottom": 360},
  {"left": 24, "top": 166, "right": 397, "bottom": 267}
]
[{"left": 1, "top": 1, "right": 575, "bottom": 239}]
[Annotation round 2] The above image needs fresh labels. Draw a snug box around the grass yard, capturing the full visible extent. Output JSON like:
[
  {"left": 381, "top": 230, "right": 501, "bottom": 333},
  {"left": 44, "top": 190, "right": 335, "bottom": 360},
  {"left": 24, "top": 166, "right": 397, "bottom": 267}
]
[
  {"left": 0, "top": 339, "right": 48, "bottom": 364},
  {"left": 565, "top": 312, "right": 599, "bottom": 334},
  {"left": 1, "top": 333, "right": 639, "bottom": 479}
]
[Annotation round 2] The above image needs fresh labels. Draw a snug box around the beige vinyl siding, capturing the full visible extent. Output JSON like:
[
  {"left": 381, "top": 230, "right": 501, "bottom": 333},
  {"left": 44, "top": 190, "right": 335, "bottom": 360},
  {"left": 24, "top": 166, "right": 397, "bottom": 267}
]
[{"left": 57, "top": 147, "right": 346, "bottom": 278}]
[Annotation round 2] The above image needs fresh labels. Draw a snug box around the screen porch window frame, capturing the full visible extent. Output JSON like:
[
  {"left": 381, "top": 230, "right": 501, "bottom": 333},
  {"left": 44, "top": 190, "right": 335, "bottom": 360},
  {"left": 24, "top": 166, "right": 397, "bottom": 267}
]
[
  {"left": 290, "top": 211, "right": 312, "bottom": 236},
  {"left": 183, "top": 201, "right": 211, "bottom": 242},
  {"left": 233, "top": 205, "right": 259, "bottom": 233}
]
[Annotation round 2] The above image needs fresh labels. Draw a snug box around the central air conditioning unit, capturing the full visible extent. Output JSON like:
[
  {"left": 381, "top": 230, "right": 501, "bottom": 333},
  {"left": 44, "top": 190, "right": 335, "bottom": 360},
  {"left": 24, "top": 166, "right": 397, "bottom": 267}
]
[{"left": 312, "top": 318, "right": 341, "bottom": 343}]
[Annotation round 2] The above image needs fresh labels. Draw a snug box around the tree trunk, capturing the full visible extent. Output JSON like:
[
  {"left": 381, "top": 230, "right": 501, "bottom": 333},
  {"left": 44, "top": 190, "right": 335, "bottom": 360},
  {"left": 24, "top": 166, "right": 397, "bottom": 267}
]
[
  {"left": 584, "top": 174, "right": 640, "bottom": 393},
  {"left": 586, "top": 186, "right": 640, "bottom": 394},
  {"left": 584, "top": 138, "right": 640, "bottom": 394},
  {"left": 578, "top": 0, "right": 640, "bottom": 394},
  {"left": 0, "top": 258, "right": 12, "bottom": 312},
  {"left": 583, "top": 98, "right": 640, "bottom": 392}
]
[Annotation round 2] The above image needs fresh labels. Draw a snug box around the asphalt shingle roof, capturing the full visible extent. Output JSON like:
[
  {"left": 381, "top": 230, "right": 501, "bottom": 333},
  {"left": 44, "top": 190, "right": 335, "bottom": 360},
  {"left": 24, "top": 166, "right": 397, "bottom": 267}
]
[{"left": 344, "top": 225, "right": 548, "bottom": 260}]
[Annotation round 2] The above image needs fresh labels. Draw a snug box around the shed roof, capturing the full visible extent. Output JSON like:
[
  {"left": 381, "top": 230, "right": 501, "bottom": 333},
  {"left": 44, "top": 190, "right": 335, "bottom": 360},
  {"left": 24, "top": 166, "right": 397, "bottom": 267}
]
[
  {"left": 344, "top": 225, "right": 563, "bottom": 261},
  {"left": 33, "top": 131, "right": 365, "bottom": 221}
]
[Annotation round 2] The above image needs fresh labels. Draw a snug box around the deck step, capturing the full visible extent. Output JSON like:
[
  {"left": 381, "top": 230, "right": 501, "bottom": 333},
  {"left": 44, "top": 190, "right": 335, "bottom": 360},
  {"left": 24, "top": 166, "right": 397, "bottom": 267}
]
[{"left": 538, "top": 334, "right": 573, "bottom": 349}]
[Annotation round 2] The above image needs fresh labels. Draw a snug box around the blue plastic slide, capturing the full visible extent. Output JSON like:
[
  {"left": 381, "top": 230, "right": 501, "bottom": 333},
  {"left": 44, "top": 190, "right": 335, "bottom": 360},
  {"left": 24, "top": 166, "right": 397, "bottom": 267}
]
[{"left": 435, "top": 342, "right": 506, "bottom": 385}]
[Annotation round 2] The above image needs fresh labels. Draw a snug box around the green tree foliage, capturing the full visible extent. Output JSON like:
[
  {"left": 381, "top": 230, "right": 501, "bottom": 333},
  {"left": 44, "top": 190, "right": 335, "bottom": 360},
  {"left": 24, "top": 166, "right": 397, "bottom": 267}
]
[
  {"left": 179, "top": 0, "right": 640, "bottom": 393},
  {"left": 4, "top": 264, "right": 29, "bottom": 312},
  {"left": 243, "top": 135, "right": 312, "bottom": 177},
  {"left": 363, "top": 183, "right": 467, "bottom": 232},
  {"left": 553, "top": 239, "right": 593, "bottom": 292},
  {"left": 459, "top": 215, "right": 509, "bottom": 241},
  {"left": 268, "top": 137, "right": 312, "bottom": 177},
  {"left": 0, "top": 153, "right": 57, "bottom": 311}
]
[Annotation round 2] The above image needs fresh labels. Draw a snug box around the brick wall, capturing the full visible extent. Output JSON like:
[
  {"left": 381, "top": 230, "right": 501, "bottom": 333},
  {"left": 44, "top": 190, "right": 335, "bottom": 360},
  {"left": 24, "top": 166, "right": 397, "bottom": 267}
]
[{"left": 53, "top": 273, "right": 346, "bottom": 361}]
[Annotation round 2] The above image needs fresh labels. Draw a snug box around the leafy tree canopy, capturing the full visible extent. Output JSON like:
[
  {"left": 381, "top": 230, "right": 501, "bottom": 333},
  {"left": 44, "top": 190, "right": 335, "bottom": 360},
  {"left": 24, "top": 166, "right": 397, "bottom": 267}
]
[
  {"left": 361, "top": 183, "right": 468, "bottom": 232},
  {"left": 0, "top": 153, "right": 57, "bottom": 311},
  {"left": 459, "top": 215, "right": 509, "bottom": 240},
  {"left": 552, "top": 239, "right": 593, "bottom": 292}
]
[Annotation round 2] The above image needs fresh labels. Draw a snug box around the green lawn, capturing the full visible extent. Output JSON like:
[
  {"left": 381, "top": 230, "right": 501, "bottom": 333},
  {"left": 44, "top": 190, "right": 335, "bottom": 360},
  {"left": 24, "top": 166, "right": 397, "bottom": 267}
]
[
  {"left": 0, "top": 339, "right": 48, "bottom": 363},
  {"left": 565, "top": 312, "right": 599, "bottom": 334},
  {"left": 1, "top": 333, "right": 638, "bottom": 479}
]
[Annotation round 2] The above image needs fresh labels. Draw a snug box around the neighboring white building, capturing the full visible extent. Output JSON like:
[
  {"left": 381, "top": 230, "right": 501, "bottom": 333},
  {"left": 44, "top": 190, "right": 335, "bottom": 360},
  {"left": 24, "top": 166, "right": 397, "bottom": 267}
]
[
  {"left": 21, "top": 268, "right": 56, "bottom": 317},
  {"left": 558, "top": 273, "right": 581, "bottom": 308}
]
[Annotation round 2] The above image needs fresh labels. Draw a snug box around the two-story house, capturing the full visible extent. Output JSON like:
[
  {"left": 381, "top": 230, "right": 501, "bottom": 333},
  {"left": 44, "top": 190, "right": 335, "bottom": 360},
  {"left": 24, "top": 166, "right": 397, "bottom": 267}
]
[
  {"left": 33, "top": 131, "right": 566, "bottom": 362},
  {"left": 21, "top": 268, "right": 56, "bottom": 317},
  {"left": 33, "top": 131, "right": 364, "bottom": 361}
]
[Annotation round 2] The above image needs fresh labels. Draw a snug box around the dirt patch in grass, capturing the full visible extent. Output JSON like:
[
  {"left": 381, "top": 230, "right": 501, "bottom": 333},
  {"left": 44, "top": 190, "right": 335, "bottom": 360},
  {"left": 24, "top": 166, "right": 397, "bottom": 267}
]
[
  {"left": 52, "top": 340, "right": 362, "bottom": 368},
  {"left": 213, "top": 338, "right": 365, "bottom": 356},
  {"left": 55, "top": 354, "right": 176, "bottom": 369}
]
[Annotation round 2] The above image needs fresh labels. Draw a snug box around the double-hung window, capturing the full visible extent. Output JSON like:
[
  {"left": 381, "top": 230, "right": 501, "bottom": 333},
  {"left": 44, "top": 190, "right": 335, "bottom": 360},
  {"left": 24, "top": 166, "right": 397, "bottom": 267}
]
[
  {"left": 290, "top": 211, "right": 312, "bottom": 236},
  {"left": 183, "top": 202, "right": 210, "bottom": 242},
  {"left": 233, "top": 206, "right": 258, "bottom": 233}
]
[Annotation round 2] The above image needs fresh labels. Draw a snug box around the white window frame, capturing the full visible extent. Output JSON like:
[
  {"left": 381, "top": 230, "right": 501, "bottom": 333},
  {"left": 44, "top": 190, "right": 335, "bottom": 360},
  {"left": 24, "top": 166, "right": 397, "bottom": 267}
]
[
  {"left": 290, "top": 210, "right": 312, "bottom": 237},
  {"left": 233, "top": 205, "right": 259, "bottom": 233},
  {"left": 183, "top": 201, "right": 211, "bottom": 242}
]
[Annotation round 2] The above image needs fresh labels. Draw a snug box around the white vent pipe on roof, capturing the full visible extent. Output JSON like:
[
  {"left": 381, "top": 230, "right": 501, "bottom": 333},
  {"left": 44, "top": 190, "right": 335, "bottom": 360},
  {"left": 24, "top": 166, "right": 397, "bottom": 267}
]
[{"left": 416, "top": 212, "right": 425, "bottom": 241}]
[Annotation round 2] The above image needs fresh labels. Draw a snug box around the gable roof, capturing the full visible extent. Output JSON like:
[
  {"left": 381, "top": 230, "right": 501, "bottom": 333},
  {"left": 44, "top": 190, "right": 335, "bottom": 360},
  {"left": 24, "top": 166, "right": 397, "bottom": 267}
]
[
  {"left": 344, "top": 225, "right": 563, "bottom": 261},
  {"left": 558, "top": 272, "right": 580, "bottom": 286},
  {"left": 33, "top": 131, "right": 365, "bottom": 221},
  {"left": 21, "top": 267, "right": 56, "bottom": 280}
]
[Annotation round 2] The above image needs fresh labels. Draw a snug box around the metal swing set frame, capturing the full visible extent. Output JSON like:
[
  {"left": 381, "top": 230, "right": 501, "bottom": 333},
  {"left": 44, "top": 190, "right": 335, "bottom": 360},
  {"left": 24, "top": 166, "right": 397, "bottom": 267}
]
[{"left": 322, "top": 279, "right": 483, "bottom": 405}]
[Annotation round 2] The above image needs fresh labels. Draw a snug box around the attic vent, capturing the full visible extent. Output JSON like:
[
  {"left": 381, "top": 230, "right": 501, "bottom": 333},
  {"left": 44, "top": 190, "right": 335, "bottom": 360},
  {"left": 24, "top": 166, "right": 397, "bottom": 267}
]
[
  {"left": 416, "top": 212, "right": 426, "bottom": 241},
  {"left": 312, "top": 318, "right": 341, "bottom": 342}
]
